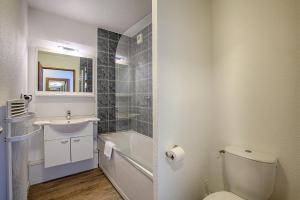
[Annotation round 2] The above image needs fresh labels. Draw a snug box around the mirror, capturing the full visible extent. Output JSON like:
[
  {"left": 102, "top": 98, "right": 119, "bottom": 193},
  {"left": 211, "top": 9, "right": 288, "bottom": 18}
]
[{"left": 37, "top": 50, "right": 93, "bottom": 93}]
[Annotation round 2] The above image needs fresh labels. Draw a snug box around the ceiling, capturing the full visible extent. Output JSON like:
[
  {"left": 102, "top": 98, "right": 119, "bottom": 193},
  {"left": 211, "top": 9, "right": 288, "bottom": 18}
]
[{"left": 28, "top": 0, "right": 152, "bottom": 34}]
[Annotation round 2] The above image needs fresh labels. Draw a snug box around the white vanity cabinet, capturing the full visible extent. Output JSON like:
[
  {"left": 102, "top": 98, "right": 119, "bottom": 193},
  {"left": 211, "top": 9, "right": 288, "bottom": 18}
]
[
  {"left": 45, "top": 138, "right": 71, "bottom": 167},
  {"left": 43, "top": 122, "right": 94, "bottom": 168},
  {"left": 71, "top": 136, "right": 93, "bottom": 162}
]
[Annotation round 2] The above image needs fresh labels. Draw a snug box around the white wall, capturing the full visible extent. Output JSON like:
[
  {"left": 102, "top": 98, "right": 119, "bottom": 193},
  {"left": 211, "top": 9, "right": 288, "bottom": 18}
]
[
  {"left": 27, "top": 8, "right": 98, "bottom": 184},
  {"left": 28, "top": 7, "right": 97, "bottom": 120},
  {"left": 153, "top": 0, "right": 212, "bottom": 199},
  {"left": 0, "top": 0, "right": 28, "bottom": 105},
  {"left": 209, "top": 1, "right": 300, "bottom": 200},
  {"left": 0, "top": 0, "right": 28, "bottom": 199}
]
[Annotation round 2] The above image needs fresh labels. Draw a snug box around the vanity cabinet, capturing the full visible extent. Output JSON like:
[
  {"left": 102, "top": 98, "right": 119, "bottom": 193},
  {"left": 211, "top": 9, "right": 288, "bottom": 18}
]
[
  {"left": 71, "top": 136, "right": 93, "bottom": 162},
  {"left": 44, "top": 122, "right": 94, "bottom": 168},
  {"left": 45, "top": 138, "right": 71, "bottom": 167}
]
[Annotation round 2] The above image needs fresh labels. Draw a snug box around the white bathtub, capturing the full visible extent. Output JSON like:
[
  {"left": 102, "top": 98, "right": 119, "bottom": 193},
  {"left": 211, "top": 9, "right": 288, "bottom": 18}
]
[{"left": 98, "top": 131, "right": 153, "bottom": 200}]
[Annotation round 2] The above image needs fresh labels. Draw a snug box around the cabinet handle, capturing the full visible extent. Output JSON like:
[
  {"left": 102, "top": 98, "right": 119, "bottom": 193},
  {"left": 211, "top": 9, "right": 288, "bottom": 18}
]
[
  {"left": 61, "top": 140, "right": 69, "bottom": 144},
  {"left": 73, "top": 139, "right": 80, "bottom": 142}
]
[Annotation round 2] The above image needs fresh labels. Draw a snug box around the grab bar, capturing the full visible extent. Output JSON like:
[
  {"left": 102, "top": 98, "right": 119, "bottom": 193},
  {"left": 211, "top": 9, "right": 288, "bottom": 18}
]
[
  {"left": 0, "top": 127, "right": 3, "bottom": 135},
  {"left": 6, "top": 125, "right": 42, "bottom": 143}
]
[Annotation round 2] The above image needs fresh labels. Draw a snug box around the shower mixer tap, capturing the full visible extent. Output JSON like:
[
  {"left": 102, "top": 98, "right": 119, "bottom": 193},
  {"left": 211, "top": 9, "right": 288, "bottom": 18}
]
[{"left": 66, "top": 110, "right": 71, "bottom": 120}]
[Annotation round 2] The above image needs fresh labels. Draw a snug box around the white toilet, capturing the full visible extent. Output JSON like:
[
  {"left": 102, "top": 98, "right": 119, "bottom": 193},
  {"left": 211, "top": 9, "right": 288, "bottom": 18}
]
[{"left": 204, "top": 146, "right": 277, "bottom": 200}]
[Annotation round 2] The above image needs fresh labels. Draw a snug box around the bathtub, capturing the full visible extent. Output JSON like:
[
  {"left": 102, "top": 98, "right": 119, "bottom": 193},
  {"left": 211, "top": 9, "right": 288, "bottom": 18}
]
[{"left": 98, "top": 131, "right": 153, "bottom": 200}]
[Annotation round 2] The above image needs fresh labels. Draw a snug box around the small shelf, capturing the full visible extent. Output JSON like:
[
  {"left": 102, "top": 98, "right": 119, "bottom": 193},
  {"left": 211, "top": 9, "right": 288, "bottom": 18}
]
[
  {"left": 117, "top": 113, "right": 139, "bottom": 120},
  {"left": 116, "top": 93, "right": 133, "bottom": 97},
  {"left": 116, "top": 63, "right": 129, "bottom": 67}
]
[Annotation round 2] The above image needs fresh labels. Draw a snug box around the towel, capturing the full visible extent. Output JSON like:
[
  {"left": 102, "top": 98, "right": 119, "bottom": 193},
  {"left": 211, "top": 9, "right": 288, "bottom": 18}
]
[{"left": 104, "top": 141, "right": 115, "bottom": 160}]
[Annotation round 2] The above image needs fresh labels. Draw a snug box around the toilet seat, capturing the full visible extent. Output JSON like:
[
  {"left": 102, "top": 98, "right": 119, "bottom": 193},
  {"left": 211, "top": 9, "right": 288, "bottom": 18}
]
[{"left": 203, "top": 191, "right": 245, "bottom": 200}]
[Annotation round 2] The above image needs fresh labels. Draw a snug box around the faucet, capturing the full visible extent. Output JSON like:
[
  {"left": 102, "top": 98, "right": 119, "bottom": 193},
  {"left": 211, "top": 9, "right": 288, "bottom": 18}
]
[{"left": 66, "top": 110, "right": 71, "bottom": 120}]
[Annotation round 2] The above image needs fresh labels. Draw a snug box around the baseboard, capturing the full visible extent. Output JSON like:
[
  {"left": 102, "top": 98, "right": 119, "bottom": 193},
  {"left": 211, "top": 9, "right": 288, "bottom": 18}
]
[{"left": 29, "top": 152, "right": 98, "bottom": 185}]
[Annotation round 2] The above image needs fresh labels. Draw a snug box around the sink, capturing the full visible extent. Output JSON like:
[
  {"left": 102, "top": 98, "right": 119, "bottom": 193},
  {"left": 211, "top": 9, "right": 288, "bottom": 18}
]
[{"left": 34, "top": 117, "right": 99, "bottom": 126}]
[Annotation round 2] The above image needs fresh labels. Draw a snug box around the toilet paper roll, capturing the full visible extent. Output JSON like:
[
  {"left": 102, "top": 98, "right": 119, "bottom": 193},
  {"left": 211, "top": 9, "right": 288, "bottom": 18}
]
[{"left": 166, "top": 146, "right": 185, "bottom": 162}]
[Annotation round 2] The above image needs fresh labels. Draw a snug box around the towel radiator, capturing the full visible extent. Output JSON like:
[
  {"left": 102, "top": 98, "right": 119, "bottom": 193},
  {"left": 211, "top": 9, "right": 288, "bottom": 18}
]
[{"left": 5, "top": 99, "right": 42, "bottom": 200}]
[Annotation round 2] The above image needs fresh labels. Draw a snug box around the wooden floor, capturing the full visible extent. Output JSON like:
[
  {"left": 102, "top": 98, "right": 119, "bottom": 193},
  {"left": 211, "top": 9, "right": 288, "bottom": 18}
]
[{"left": 28, "top": 169, "right": 123, "bottom": 200}]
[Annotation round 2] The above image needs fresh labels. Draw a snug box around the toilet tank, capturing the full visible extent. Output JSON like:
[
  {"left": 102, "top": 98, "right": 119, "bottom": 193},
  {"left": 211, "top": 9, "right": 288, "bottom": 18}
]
[{"left": 224, "top": 146, "right": 277, "bottom": 200}]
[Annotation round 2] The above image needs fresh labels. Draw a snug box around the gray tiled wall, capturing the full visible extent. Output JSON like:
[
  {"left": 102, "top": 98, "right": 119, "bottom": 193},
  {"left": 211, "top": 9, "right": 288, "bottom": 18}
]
[
  {"left": 97, "top": 28, "right": 121, "bottom": 133},
  {"left": 97, "top": 24, "right": 152, "bottom": 138},
  {"left": 129, "top": 24, "right": 153, "bottom": 137}
]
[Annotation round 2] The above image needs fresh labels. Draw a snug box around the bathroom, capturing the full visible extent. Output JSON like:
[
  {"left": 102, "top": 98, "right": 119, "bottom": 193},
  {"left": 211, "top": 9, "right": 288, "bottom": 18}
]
[{"left": 0, "top": 0, "right": 300, "bottom": 200}]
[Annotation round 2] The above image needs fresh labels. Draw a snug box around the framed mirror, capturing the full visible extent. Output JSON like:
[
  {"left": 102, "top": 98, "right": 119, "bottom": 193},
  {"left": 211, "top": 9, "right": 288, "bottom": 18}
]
[{"left": 36, "top": 50, "right": 94, "bottom": 96}]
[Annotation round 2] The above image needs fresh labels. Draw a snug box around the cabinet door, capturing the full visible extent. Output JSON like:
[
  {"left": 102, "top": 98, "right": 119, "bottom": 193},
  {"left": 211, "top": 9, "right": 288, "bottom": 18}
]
[
  {"left": 71, "top": 136, "right": 93, "bottom": 162},
  {"left": 44, "top": 139, "right": 71, "bottom": 168}
]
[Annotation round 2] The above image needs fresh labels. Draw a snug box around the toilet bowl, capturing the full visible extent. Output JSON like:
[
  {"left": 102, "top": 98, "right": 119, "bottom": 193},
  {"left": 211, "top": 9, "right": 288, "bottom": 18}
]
[
  {"left": 204, "top": 146, "right": 277, "bottom": 200},
  {"left": 204, "top": 191, "right": 244, "bottom": 200}
]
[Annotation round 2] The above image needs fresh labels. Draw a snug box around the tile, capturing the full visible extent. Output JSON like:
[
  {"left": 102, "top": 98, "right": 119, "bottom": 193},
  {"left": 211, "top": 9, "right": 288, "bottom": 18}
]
[
  {"left": 108, "top": 31, "right": 121, "bottom": 41},
  {"left": 108, "top": 81, "right": 116, "bottom": 93},
  {"left": 98, "top": 37, "right": 108, "bottom": 52},
  {"left": 109, "top": 40, "right": 118, "bottom": 55},
  {"left": 119, "top": 35, "right": 130, "bottom": 44},
  {"left": 108, "top": 107, "right": 116, "bottom": 121},
  {"left": 148, "top": 78, "right": 152, "bottom": 94},
  {"left": 129, "top": 81, "right": 135, "bottom": 94},
  {"left": 136, "top": 94, "right": 148, "bottom": 107},
  {"left": 98, "top": 28, "right": 108, "bottom": 38},
  {"left": 137, "top": 121, "right": 148, "bottom": 136},
  {"left": 108, "top": 54, "right": 116, "bottom": 67},
  {"left": 130, "top": 119, "right": 137, "bottom": 131},
  {"left": 134, "top": 51, "right": 148, "bottom": 67},
  {"left": 117, "top": 67, "right": 129, "bottom": 82},
  {"left": 135, "top": 66, "right": 148, "bottom": 81},
  {"left": 148, "top": 23, "right": 152, "bottom": 33},
  {"left": 140, "top": 35, "right": 149, "bottom": 52},
  {"left": 108, "top": 67, "right": 115, "bottom": 80},
  {"left": 108, "top": 121, "right": 116, "bottom": 132},
  {"left": 117, "top": 119, "right": 129, "bottom": 131},
  {"left": 139, "top": 107, "right": 149, "bottom": 122},
  {"left": 149, "top": 108, "right": 153, "bottom": 123},
  {"left": 98, "top": 108, "right": 108, "bottom": 122},
  {"left": 135, "top": 80, "right": 148, "bottom": 93},
  {"left": 97, "top": 66, "right": 108, "bottom": 80},
  {"left": 148, "top": 47, "right": 152, "bottom": 63},
  {"left": 108, "top": 94, "right": 116, "bottom": 107},
  {"left": 117, "top": 98, "right": 129, "bottom": 108},
  {"left": 147, "top": 63, "right": 152, "bottom": 79},
  {"left": 97, "top": 80, "right": 108, "bottom": 93},
  {"left": 148, "top": 34, "right": 152, "bottom": 48},
  {"left": 148, "top": 124, "right": 153, "bottom": 138},
  {"left": 97, "top": 94, "right": 108, "bottom": 107},
  {"left": 116, "top": 104, "right": 128, "bottom": 113},
  {"left": 116, "top": 42, "right": 129, "bottom": 57},
  {"left": 97, "top": 52, "right": 108, "bottom": 66},
  {"left": 98, "top": 121, "right": 108, "bottom": 133},
  {"left": 116, "top": 81, "right": 129, "bottom": 93}
]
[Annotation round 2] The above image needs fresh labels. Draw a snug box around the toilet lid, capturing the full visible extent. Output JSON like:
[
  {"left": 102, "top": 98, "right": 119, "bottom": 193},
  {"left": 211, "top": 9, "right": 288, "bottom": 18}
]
[{"left": 203, "top": 191, "right": 245, "bottom": 200}]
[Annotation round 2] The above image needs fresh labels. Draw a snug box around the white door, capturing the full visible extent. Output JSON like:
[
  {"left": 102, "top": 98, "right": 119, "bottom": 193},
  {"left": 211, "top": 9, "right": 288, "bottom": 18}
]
[
  {"left": 154, "top": 0, "right": 212, "bottom": 199},
  {"left": 71, "top": 136, "right": 93, "bottom": 162},
  {"left": 44, "top": 138, "right": 71, "bottom": 168}
]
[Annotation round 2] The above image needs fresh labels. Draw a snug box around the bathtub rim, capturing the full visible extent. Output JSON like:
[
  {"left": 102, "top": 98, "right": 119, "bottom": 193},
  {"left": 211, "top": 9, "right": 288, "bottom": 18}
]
[{"left": 98, "top": 132, "right": 153, "bottom": 181}]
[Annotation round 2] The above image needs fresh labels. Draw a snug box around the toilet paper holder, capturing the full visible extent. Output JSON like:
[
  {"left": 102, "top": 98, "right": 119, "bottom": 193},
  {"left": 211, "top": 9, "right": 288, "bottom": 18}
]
[{"left": 165, "top": 145, "right": 179, "bottom": 160}]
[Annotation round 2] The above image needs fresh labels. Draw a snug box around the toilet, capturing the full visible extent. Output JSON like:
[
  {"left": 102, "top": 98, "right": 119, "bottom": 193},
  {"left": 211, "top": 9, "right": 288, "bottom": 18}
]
[{"left": 204, "top": 146, "right": 277, "bottom": 200}]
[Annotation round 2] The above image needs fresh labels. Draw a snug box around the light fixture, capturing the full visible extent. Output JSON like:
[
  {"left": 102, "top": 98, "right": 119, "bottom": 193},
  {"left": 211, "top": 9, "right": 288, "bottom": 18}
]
[{"left": 57, "top": 45, "right": 79, "bottom": 52}]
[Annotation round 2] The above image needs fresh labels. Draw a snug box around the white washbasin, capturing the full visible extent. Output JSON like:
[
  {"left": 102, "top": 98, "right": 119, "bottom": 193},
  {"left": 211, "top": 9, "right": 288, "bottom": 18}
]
[{"left": 34, "top": 117, "right": 99, "bottom": 126}]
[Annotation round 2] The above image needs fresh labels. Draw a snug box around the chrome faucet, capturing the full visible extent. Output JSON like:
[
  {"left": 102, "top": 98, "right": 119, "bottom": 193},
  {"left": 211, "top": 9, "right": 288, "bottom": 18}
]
[{"left": 66, "top": 110, "right": 71, "bottom": 120}]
